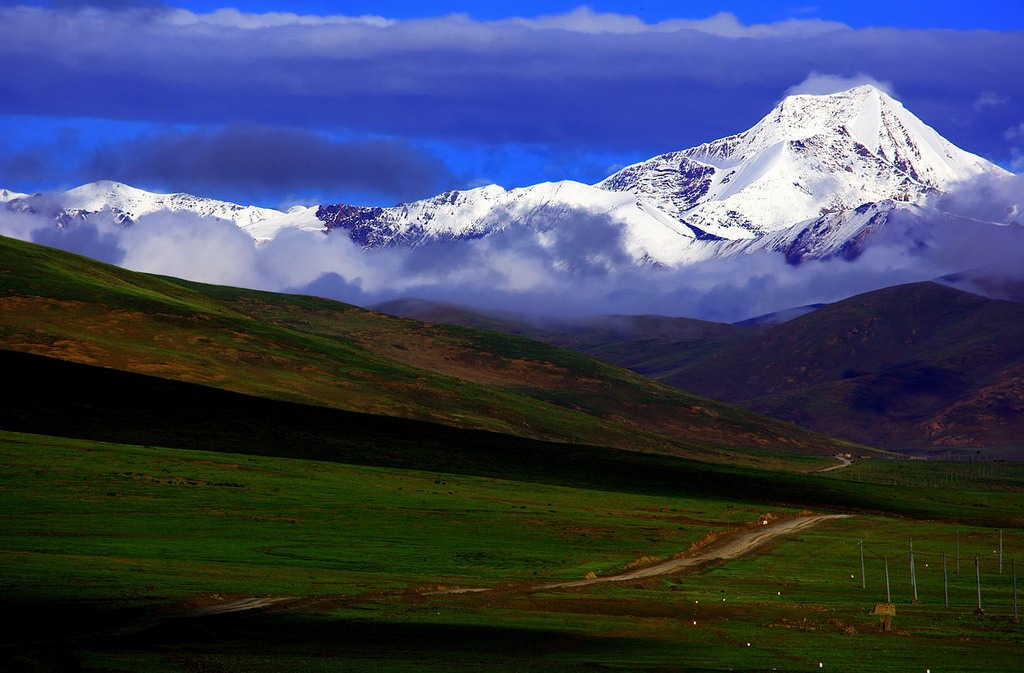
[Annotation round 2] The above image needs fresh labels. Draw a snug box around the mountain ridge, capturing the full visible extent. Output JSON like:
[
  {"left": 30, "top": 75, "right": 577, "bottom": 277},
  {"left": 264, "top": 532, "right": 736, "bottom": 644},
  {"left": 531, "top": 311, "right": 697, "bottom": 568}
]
[
  {"left": 4, "top": 86, "right": 1011, "bottom": 268},
  {"left": 0, "top": 232, "right": 862, "bottom": 466},
  {"left": 314, "top": 86, "right": 1008, "bottom": 266},
  {"left": 6, "top": 179, "right": 284, "bottom": 229},
  {"left": 375, "top": 283, "right": 1024, "bottom": 452}
]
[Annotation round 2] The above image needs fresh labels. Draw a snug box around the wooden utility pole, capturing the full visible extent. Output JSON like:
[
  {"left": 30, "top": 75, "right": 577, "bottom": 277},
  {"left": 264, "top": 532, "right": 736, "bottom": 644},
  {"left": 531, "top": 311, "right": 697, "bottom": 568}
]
[
  {"left": 884, "top": 556, "right": 891, "bottom": 602},
  {"left": 859, "top": 540, "right": 866, "bottom": 589},
  {"left": 956, "top": 529, "right": 960, "bottom": 575},
  {"left": 910, "top": 538, "right": 919, "bottom": 602},
  {"left": 1013, "top": 558, "right": 1019, "bottom": 625},
  {"left": 999, "top": 529, "right": 1003, "bottom": 574},
  {"left": 943, "top": 552, "right": 949, "bottom": 608},
  {"left": 974, "top": 555, "right": 984, "bottom": 615}
]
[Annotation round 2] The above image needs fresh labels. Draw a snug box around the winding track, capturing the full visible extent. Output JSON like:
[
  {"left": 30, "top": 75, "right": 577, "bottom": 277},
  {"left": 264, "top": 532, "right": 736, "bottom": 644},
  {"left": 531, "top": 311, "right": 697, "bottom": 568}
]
[
  {"left": 818, "top": 455, "right": 854, "bottom": 472},
  {"left": 536, "top": 513, "right": 849, "bottom": 589},
  {"left": 10, "top": 513, "right": 848, "bottom": 645},
  {"left": 422, "top": 513, "right": 849, "bottom": 594},
  {"left": 109, "top": 596, "right": 296, "bottom": 637}
]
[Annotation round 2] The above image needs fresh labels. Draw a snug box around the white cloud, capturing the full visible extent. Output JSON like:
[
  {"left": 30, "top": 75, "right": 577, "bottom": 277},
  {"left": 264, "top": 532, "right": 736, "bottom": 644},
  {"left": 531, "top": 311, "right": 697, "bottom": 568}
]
[
  {"left": 1004, "top": 124, "right": 1024, "bottom": 173},
  {"left": 1005, "top": 122, "right": 1024, "bottom": 141},
  {"left": 502, "top": 7, "right": 847, "bottom": 37},
  {"left": 503, "top": 6, "right": 648, "bottom": 34},
  {"left": 0, "top": 3, "right": 1018, "bottom": 170},
  {"left": 660, "top": 12, "right": 847, "bottom": 38},
  {"left": 118, "top": 214, "right": 263, "bottom": 288},
  {"left": 974, "top": 91, "right": 1008, "bottom": 110},
  {"left": 3, "top": 174, "right": 1022, "bottom": 323},
  {"left": 164, "top": 8, "right": 395, "bottom": 29},
  {"left": 1010, "top": 151, "right": 1024, "bottom": 173},
  {"left": 786, "top": 71, "right": 896, "bottom": 97}
]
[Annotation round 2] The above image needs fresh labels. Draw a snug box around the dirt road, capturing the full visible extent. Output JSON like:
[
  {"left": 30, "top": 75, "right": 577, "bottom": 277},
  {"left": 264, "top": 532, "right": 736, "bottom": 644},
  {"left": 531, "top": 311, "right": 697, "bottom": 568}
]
[
  {"left": 185, "top": 596, "right": 294, "bottom": 617},
  {"left": 537, "top": 513, "right": 848, "bottom": 590},
  {"left": 818, "top": 455, "right": 853, "bottom": 472},
  {"left": 31, "top": 514, "right": 847, "bottom": 643},
  {"left": 110, "top": 596, "right": 295, "bottom": 637}
]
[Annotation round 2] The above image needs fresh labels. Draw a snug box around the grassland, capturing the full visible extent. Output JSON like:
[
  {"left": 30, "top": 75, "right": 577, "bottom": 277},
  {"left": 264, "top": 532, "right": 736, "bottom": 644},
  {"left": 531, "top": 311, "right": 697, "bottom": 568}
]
[
  {"left": 3, "top": 234, "right": 1023, "bottom": 672},
  {"left": 10, "top": 349, "right": 1024, "bottom": 524},
  {"left": 377, "top": 285, "right": 1024, "bottom": 455},
  {"left": 0, "top": 430, "right": 758, "bottom": 601},
  {"left": 0, "top": 233, "right": 861, "bottom": 468},
  {"left": 2, "top": 430, "right": 1022, "bottom": 672}
]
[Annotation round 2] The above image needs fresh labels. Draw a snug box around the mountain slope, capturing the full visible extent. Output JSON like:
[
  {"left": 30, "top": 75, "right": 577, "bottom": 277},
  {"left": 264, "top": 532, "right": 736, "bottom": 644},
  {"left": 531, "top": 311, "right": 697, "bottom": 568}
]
[
  {"left": 0, "top": 234, "right": 861, "bottom": 466},
  {"left": 372, "top": 297, "right": 756, "bottom": 380},
  {"left": 663, "top": 282, "right": 1024, "bottom": 451},
  {"left": 10, "top": 349, "right": 1005, "bottom": 518},
  {"left": 376, "top": 285, "right": 1024, "bottom": 453}
]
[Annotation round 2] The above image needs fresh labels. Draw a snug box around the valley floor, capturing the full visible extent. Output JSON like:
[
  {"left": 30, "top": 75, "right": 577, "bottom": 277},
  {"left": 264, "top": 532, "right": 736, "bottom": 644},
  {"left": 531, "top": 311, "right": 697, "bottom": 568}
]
[{"left": 2, "top": 430, "right": 1023, "bottom": 672}]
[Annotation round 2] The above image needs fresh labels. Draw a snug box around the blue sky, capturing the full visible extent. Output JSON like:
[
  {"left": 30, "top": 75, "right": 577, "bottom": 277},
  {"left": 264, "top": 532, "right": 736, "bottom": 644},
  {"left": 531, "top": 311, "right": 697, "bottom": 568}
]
[
  {"left": 1, "top": 1, "right": 1022, "bottom": 208},
  {"left": 111, "top": 1, "right": 1024, "bottom": 31}
]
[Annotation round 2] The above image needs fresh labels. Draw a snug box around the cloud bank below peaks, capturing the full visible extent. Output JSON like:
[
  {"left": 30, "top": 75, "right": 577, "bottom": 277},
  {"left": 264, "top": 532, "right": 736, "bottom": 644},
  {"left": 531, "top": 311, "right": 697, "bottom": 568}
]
[{"left": 1, "top": 173, "right": 1021, "bottom": 323}]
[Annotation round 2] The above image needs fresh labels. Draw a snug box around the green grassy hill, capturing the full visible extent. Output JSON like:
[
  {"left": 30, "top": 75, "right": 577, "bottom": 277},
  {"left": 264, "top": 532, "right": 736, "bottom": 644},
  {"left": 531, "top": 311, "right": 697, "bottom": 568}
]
[
  {"left": 2, "top": 237, "right": 1022, "bottom": 673},
  {"left": 377, "top": 284, "right": 1024, "bottom": 453},
  {"left": 8, "top": 348, "right": 1011, "bottom": 519},
  {"left": 2, "top": 425, "right": 1022, "bottom": 673},
  {"left": 664, "top": 282, "right": 1024, "bottom": 452},
  {"left": 0, "top": 234, "right": 859, "bottom": 467},
  {"left": 372, "top": 297, "right": 754, "bottom": 379}
]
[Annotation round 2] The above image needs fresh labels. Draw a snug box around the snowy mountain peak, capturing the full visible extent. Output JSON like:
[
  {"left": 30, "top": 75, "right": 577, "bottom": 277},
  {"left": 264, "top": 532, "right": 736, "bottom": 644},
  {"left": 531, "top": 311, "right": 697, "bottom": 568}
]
[
  {"left": 23, "top": 180, "right": 286, "bottom": 228},
  {"left": 713, "top": 85, "right": 995, "bottom": 187},
  {"left": 597, "top": 85, "right": 1006, "bottom": 238},
  {"left": 685, "top": 86, "right": 897, "bottom": 158},
  {"left": 738, "top": 85, "right": 897, "bottom": 153},
  {"left": 61, "top": 180, "right": 159, "bottom": 213},
  {"left": 307, "top": 85, "right": 1008, "bottom": 267},
  {"left": 685, "top": 84, "right": 1005, "bottom": 189},
  {"left": 0, "top": 188, "right": 27, "bottom": 203}
]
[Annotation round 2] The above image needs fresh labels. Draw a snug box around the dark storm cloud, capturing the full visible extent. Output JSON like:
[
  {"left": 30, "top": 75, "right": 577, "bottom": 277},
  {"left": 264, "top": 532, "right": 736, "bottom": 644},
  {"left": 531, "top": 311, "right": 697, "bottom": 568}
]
[
  {"left": 0, "top": 6, "right": 1021, "bottom": 164},
  {"left": 1, "top": 148, "right": 54, "bottom": 184},
  {"left": 80, "top": 125, "right": 453, "bottom": 202},
  {"left": 0, "top": 127, "right": 81, "bottom": 185}
]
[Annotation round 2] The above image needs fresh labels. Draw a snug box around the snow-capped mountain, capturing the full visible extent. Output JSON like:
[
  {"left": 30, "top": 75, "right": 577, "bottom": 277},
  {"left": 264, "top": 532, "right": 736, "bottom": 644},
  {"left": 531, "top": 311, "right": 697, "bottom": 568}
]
[
  {"left": 237, "top": 205, "right": 327, "bottom": 243},
  {"left": 713, "top": 200, "right": 909, "bottom": 263},
  {"left": 6, "top": 86, "right": 1011, "bottom": 267},
  {"left": 0, "top": 188, "right": 26, "bottom": 203},
  {"left": 313, "top": 85, "right": 1008, "bottom": 265},
  {"left": 6, "top": 180, "right": 284, "bottom": 228},
  {"left": 315, "top": 181, "right": 696, "bottom": 264},
  {"left": 597, "top": 85, "right": 1001, "bottom": 239}
]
